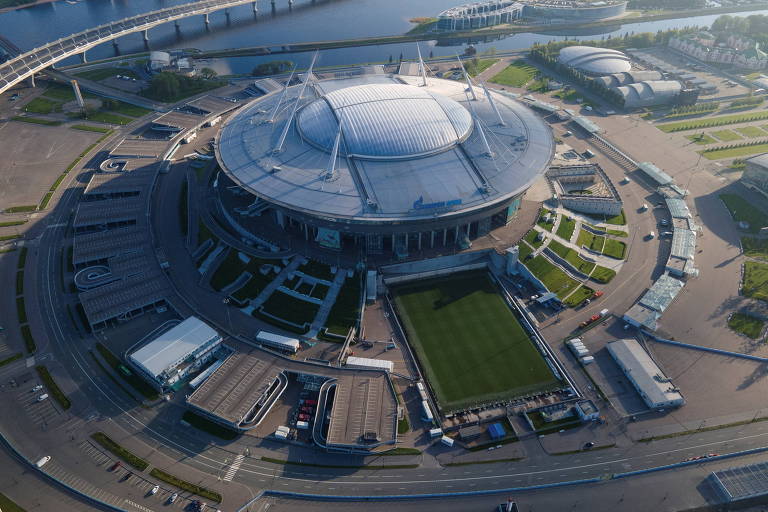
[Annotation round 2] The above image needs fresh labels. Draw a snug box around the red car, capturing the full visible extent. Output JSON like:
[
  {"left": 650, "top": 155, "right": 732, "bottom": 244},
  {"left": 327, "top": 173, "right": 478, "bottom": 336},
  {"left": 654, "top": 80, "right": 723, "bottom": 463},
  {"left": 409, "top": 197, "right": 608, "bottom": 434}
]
[
  {"left": 298, "top": 413, "right": 310, "bottom": 421},
  {"left": 300, "top": 406, "right": 313, "bottom": 414},
  {"left": 304, "top": 399, "right": 317, "bottom": 406},
  {"left": 109, "top": 461, "right": 122, "bottom": 472}
]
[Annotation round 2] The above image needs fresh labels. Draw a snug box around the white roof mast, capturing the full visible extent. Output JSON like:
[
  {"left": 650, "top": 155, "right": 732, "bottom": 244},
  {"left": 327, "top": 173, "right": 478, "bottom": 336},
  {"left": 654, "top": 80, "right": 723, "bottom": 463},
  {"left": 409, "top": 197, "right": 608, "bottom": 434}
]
[
  {"left": 416, "top": 43, "right": 428, "bottom": 87},
  {"left": 274, "top": 51, "right": 318, "bottom": 154},
  {"left": 456, "top": 54, "right": 476, "bottom": 100}
]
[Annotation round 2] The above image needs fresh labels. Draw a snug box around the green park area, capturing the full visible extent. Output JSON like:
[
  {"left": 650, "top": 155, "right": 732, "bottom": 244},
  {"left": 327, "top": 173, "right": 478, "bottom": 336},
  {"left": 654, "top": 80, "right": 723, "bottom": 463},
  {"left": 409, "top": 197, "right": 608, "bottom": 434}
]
[
  {"left": 465, "top": 58, "right": 499, "bottom": 77},
  {"left": 556, "top": 216, "right": 576, "bottom": 241},
  {"left": 743, "top": 261, "right": 768, "bottom": 303},
  {"left": 736, "top": 126, "right": 767, "bottom": 138},
  {"left": 392, "top": 271, "right": 560, "bottom": 412},
  {"left": 712, "top": 129, "right": 743, "bottom": 142},
  {"left": 702, "top": 143, "right": 768, "bottom": 160},
  {"left": 490, "top": 61, "right": 538, "bottom": 87},
  {"left": 210, "top": 248, "right": 283, "bottom": 303},
  {"left": 686, "top": 133, "right": 717, "bottom": 145},
  {"left": 518, "top": 242, "right": 581, "bottom": 299},
  {"left": 742, "top": 237, "right": 768, "bottom": 260},
  {"left": 720, "top": 194, "right": 768, "bottom": 233},
  {"left": 75, "top": 67, "right": 139, "bottom": 81},
  {"left": 323, "top": 273, "right": 362, "bottom": 338},
  {"left": 657, "top": 111, "right": 768, "bottom": 133},
  {"left": 728, "top": 313, "right": 765, "bottom": 339}
]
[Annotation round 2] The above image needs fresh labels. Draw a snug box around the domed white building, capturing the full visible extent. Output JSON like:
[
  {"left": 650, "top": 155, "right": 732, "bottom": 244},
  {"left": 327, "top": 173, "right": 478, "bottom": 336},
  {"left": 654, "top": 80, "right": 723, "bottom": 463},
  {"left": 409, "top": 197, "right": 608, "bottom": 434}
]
[
  {"left": 558, "top": 46, "right": 632, "bottom": 76},
  {"left": 215, "top": 73, "right": 554, "bottom": 257}
]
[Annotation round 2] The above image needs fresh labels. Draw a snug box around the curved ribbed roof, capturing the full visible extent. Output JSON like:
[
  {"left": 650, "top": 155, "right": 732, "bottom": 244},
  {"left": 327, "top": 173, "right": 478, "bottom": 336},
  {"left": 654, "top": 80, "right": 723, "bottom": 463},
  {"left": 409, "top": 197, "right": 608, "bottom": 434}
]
[
  {"left": 297, "top": 84, "right": 473, "bottom": 160},
  {"left": 558, "top": 45, "right": 631, "bottom": 75}
]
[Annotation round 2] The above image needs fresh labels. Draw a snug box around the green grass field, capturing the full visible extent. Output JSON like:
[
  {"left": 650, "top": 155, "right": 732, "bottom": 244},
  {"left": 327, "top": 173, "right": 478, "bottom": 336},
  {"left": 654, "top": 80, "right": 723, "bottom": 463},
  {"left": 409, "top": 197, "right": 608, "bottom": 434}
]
[
  {"left": 524, "top": 229, "right": 545, "bottom": 249},
  {"left": 743, "top": 261, "right": 768, "bottom": 302},
  {"left": 548, "top": 240, "right": 595, "bottom": 275},
  {"left": 563, "top": 285, "right": 594, "bottom": 307},
  {"left": 720, "top": 194, "right": 768, "bottom": 233},
  {"left": 555, "top": 216, "right": 576, "bottom": 241},
  {"left": 658, "top": 111, "right": 768, "bottom": 133},
  {"left": 392, "top": 271, "right": 560, "bottom": 411},
  {"left": 728, "top": 313, "right": 765, "bottom": 339},
  {"left": 702, "top": 143, "right": 768, "bottom": 160},
  {"left": 742, "top": 237, "right": 768, "bottom": 260},
  {"left": 736, "top": 126, "right": 767, "bottom": 138},
  {"left": 686, "top": 133, "right": 717, "bottom": 145},
  {"left": 490, "top": 61, "right": 537, "bottom": 87},
  {"left": 75, "top": 67, "right": 139, "bottom": 81},
  {"left": 466, "top": 58, "right": 499, "bottom": 77},
  {"left": 712, "top": 129, "right": 743, "bottom": 142}
]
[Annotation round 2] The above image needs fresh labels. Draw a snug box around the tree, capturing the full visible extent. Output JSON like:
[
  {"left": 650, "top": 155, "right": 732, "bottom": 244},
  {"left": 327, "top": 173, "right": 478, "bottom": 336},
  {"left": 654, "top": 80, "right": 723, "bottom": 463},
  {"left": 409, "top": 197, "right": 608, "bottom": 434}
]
[
  {"left": 199, "top": 67, "right": 217, "bottom": 80},
  {"left": 252, "top": 60, "right": 293, "bottom": 77},
  {"left": 147, "top": 72, "right": 180, "bottom": 102}
]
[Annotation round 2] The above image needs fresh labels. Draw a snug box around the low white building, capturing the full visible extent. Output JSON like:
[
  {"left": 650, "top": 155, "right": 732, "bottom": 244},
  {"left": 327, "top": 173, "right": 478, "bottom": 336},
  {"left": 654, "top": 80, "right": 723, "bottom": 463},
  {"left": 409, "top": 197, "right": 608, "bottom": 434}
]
[
  {"left": 345, "top": 356, "right": 394, "bottom": 373},
  {"left": 606, "top": 339, "right": 684, "bottom": 410},
  {"left": 129, "top": 316, "right": 222, "bottom": 389}
]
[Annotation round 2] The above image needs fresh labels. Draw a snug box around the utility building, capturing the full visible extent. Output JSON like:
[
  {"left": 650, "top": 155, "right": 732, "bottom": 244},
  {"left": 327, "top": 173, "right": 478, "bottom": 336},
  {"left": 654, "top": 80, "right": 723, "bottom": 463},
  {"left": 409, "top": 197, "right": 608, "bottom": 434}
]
[
  {"left": 606, "top": 339, "right": 684, "bottom": 410},
  {"left": 129, "top": 316, "right": 223, "bottom": 390}
]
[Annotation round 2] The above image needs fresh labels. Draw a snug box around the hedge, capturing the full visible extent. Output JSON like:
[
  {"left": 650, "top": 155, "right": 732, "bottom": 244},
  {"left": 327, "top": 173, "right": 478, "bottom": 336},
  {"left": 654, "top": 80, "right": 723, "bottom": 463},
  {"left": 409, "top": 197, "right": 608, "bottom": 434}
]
[
  {"left": 20, "top": 325, "right": 35, "bottom": 353},
  {"left": 149, "top": 468, "right": 221, "bottom": 502},
  {"left": 35, "top": 365, "right": 71, "bottom": 410},
  {"left": 91, "top": 432, "right": 149, "bottom": 471}
]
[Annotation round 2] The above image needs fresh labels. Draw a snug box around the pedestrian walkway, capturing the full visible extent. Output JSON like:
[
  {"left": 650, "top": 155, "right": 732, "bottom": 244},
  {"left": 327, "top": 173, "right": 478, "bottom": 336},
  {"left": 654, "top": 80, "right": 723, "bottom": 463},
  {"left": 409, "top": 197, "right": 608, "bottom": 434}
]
[
  {"left": 306, "top": 270, "right": 347, "bottom": 338},
  {"left": 223, "top": 453, "right": 244, "bottom": 482},
  {"left": 250, "top": 256, "right": 303, "bottom": 309}
]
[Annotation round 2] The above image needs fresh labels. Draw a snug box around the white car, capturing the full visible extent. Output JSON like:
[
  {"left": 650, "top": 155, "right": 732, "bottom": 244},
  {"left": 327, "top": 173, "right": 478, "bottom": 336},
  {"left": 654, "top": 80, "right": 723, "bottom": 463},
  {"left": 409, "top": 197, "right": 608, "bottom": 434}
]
[
  {"left": 168, "top": 493, "right": 178, "bottom": 504},
  {"left": 35, "top": 456, "right": 51, "bottom": 468},
  {"left": 150, "top": 485, "right": 159, "bottom": 495},
  {"left": 32, "top": 385, "right": 43, "bottom": 392}
]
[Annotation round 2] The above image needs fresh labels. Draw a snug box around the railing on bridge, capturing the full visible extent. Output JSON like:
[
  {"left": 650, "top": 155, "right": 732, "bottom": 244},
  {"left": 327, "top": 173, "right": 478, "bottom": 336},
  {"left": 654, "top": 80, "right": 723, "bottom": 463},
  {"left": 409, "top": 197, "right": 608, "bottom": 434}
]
[{"left": 0, "top": 0, "right": 262, "bottom": 95}]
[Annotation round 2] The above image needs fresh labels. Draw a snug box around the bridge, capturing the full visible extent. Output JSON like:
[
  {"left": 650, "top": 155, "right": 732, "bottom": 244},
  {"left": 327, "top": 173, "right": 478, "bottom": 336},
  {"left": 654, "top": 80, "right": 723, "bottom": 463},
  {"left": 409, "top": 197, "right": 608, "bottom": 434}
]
[{"left": 0, "top": 0, "right": 275, "bottom": 95}]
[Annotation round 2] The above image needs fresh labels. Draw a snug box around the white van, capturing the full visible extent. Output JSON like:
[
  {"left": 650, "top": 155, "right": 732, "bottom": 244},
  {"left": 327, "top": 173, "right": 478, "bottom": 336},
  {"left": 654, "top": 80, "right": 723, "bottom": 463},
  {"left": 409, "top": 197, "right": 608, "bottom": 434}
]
[{"left": 37, "top": 394, "right": 49, "bottom": 402}]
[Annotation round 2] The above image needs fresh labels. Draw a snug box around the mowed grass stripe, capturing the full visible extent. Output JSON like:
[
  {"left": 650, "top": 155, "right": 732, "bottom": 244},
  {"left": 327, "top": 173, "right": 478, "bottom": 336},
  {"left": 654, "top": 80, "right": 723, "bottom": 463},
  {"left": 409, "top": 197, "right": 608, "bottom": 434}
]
[{"left": 392, "top": 271, "right": 559, "bottom": 412}]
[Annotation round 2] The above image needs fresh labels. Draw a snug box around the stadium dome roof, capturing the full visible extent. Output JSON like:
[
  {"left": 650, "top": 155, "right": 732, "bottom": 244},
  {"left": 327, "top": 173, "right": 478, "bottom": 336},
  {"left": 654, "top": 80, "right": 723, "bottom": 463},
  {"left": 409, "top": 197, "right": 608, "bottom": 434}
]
[
  {"left": 298, "top": 84, "right": 473, "bottom": 160},
  {"left": 558, "top": 45, "right": 632, "bottom": 75}
]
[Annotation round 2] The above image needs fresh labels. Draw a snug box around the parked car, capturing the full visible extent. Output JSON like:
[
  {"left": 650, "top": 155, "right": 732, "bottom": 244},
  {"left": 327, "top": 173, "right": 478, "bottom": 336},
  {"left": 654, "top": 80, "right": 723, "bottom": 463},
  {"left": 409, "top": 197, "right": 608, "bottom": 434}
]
[
  {"left": 149, "top": 485, "right": 159, "bottom": 495},
  {"left": 109, "top": 461, "right": 122, "bottom": 472},
  {"left": 168, "top": 493, "right": 178, "bottom": 504}
]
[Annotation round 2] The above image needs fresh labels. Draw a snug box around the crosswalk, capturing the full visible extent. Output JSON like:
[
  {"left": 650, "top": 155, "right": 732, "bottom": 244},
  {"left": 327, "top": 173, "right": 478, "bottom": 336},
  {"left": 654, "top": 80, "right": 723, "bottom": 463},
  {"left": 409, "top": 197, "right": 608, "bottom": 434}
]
[{"left": 223, "top": 453, "right": 244, "bottom": 482}]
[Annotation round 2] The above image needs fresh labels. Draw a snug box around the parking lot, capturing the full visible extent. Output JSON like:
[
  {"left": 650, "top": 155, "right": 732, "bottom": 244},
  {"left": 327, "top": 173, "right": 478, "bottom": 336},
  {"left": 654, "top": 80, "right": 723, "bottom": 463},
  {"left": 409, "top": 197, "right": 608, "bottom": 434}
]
[{"left": 77, "top": 440, "right": 215, "bottom": 510}]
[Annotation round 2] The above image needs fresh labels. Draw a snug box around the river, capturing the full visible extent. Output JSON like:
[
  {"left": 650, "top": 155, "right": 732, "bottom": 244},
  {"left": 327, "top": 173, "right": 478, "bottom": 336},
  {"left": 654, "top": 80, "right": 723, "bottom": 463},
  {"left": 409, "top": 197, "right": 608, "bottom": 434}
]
[{"left": 0, "top": 0, "right": 766, "bottom": 75}]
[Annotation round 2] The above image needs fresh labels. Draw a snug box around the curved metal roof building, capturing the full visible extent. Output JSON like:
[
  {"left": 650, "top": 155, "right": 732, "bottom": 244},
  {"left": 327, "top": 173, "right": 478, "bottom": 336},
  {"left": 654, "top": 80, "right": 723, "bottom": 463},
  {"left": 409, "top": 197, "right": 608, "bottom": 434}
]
[
  {"left": 215, "top": 73, "right": 554, "bottom": 257},
  {"left": 558, "top": 46, "right": 632, "bottom": 76}
]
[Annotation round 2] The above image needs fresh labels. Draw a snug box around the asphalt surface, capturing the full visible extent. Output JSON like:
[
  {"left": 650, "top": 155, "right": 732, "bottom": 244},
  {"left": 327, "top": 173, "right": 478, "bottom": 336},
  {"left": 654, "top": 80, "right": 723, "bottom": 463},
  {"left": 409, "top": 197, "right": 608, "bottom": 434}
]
[{"left": 1, "top": 61, "right": 768, "bottom": 512}]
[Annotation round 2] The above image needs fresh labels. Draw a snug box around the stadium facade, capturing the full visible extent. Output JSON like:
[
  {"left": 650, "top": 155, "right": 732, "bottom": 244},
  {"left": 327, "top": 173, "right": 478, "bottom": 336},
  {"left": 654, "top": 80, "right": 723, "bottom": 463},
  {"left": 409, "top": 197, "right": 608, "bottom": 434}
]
[
  {"left": 215, "top": 73, "right": 554, "bottom": 258},
  {"left": 436, "top": 0, "right": 627, "bottom": 31}
]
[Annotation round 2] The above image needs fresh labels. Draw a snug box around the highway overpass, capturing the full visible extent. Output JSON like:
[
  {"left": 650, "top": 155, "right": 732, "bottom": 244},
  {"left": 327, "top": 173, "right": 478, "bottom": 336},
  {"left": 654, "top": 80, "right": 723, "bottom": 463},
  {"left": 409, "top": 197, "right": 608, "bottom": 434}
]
[{"left": 0, "top": 0, "right": 265, "bottom": 96}]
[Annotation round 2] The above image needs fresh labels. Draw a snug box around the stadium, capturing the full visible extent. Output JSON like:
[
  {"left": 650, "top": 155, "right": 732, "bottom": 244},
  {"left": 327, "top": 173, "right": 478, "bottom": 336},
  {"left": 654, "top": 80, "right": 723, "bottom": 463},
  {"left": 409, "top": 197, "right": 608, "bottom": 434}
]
[{"left": 214, "top": 71, "right": 554, "bottom": 259}]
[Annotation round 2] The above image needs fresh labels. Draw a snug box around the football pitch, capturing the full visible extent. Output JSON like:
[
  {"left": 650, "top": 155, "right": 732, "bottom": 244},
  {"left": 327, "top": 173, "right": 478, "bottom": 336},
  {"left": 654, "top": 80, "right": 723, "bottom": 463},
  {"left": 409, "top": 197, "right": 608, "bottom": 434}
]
[{"left": 391, "top": 271, "right": 561, "bottom": 412}]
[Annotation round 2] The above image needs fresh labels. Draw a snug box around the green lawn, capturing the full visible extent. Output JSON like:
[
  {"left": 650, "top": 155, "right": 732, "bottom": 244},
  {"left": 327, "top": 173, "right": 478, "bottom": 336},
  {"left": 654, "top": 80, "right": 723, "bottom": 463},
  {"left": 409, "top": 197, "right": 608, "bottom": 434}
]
[
  {"left": 702, "top": 143, "right": 768, "bottom": 160},
  {"left": 75, "top": 67, "right": 138, "bottom": 81},
  {"left": 743, "top": 261, "right": 768, "bottom": 302},
  {"left": 548, "top": 240, "right": 595, "bottom": 275},
  {"left": 0, "top": 492, "right": 26, "bottom": 512},
  {"left": 524, "top": 229, "right": 545, "bottom": 249},
  {"left": 728, "top": 313, "right": 765, "bottom": 339},
  {"left": 490, "top": 61, "right": 537, "bottom": 87},
  {"left": 720, "top": 194, "right": 768, "bottom": 233},
  {"left": 603, "top": 239, "right": 627, "bottom": 260},
  {"left": 742, "top": 237, "right": 768, "bottom": 260},
  {"left": 522, "top": 253, "right": 581, "bottom": 299},
  {"left": 300, "top": 259, "right": 335, "bottom": 281},
  {"left": 11, "top": 116, "right": 60, "bottom": 126},
  {"left": 712, "top": 129, "right": 744, "bottom": 142},
  {"left": 323, "top": 272, "right": 362, "bottom": 337},
  {"left": 70, "top": 124, "right": 112, "bottom": 133},
  {"left": 555, "top": 216, "right": 576, "bottom": 242},
  {"left": 537, "top": 209, "right": 555, "bottom": 232},
  {"left": 465, "top": 58, "right": 499, "bottom": 77},
  {"left": 107, "top": 100, "right": 152, "bottom": 118},
  {"left": 392, "top": 271, "right": 559, "bottom": 412},
  {"left": 563, "top": 285, "right": 595, "bottom": 307},
  {"left": 210, "top": 248, "right": 282, "bottom": 303},
  {"left": 260, "top": 290, "right": 320, "bottom": 327},
  {"left": 24, "top": 97, "right": 62, "bottom": 114},
  {"left": 82, "top": 111, "right": 134, "bottom": 125},
  {"left": 658, "top": 111, "right": 768, "bottom": 132},
  {"left": 686, "top": 133, "right": 717, "bottom": 145},
  {"left": 603, "top": 209, "right": 626, "bottom": 226},
  {"left": 591, "top": 265, "right": 617, "bottom": 284},
  {"left": 736, "top": 126, "right": 767, "bottom": 138}
]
